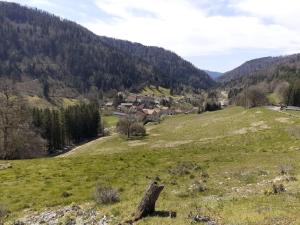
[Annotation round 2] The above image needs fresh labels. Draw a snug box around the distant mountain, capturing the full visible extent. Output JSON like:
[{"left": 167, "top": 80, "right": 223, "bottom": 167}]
[
  {"left": 0, "top": 2, "right": 215, "bottom": 100},
  {"left": 205, "top": 70, "right": 223, "bottom": 79},
  {"left": 218, "top": 54, "right": 300, "bottom": 88}
]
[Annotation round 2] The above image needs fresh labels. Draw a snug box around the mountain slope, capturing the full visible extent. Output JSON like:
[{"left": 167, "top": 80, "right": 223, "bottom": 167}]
[
  {"left": 100, "top": 37, "right": 215, "bottom": 90},
  {"left": 0, "top": 2, "right": 214, "bottom": 100},
  {"left": 205, "top": 70, "right": 223, "bottom": 79},
  {"left": 218, "top": 54, "right": 300, "bottom": 88}
]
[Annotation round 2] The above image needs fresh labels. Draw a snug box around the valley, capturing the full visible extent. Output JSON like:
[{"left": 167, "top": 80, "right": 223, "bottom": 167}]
[{"left": 1, "top": 1, "right": 300, "bottom": 224}]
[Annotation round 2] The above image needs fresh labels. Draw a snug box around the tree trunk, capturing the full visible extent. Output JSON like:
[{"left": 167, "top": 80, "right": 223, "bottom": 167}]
[
  {"left": 3, "top": 127, "right": 8, "bottom": 159},
  {"left": 134, "top": 180, "right": 164, "bottom": 220}
]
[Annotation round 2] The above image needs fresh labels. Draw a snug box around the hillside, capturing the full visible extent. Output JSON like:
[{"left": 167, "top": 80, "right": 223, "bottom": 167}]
[
  {"left": 0, "top": 2, "right": 214, "bottom": 101},
  {"left": 2, "top": 107, "right": 300, "bottom": 224},
  {"left": 100, "top": 37, "right": 215, "bottom": 91},
  {"left": 218, "top": 54, "right": 300, "bottom": 88}
]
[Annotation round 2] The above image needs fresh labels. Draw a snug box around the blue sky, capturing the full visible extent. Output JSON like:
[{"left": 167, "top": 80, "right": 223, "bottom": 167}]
[{"left": 3, "top": 0, "right": 300, "bottom": 72}]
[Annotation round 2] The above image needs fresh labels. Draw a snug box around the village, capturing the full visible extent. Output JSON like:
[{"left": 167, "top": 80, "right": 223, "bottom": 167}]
[{"left": 102, "top": 89, "right": 229, "bottom": 124}]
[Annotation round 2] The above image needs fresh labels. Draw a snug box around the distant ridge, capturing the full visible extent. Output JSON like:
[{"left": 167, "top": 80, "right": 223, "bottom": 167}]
[
  {"left": 205, "top": 70, "right": 223, "bottom": 79},
  {"left": 218, "top": 54, "right": 300, "bottom": 87},
  {"left": 0, "top": 1, "right": 215, "bottom": 100}
]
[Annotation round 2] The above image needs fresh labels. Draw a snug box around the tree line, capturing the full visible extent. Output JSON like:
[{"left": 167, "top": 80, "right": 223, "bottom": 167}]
[
  {"left": 0, "top": 79, "right": 101, "bottom": 159},
  {"left": 32, "top": 103, "right": 101, "bottom": 154}
]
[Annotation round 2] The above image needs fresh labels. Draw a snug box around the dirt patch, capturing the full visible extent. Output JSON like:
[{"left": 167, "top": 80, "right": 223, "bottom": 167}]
[
  {"left": 251, "top": 121, "right": 265, "bottom": 127},
  {"left": 128, "top": 141, "right": 147, "bottom": 147},
  {"left": 231, "top": 122, "right": 270, "bottom": 135},
  {"left": 232, "top": 128, "right": 248, "bottom": 135},
  {"left": 275, "top": 117, "right": 294, "bottom": 124},
  {"left": 151, "top": 140, "right": 193, "bottom": 148}
]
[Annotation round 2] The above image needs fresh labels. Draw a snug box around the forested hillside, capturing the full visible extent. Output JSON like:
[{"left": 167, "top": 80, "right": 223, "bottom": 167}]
[
  {"left": 0, "top": 2, "right": 214, "bottom": 100},
  {"left": 218, "top": 54, "right": 300, "bottom": 88},
  {"left": 100, "top": 37, "right": 215, "bottom": 92}
]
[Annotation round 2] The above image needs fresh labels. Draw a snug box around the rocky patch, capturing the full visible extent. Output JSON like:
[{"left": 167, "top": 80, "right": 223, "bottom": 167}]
[
  {"left": 0, "top": 163, "right": 12, "bottom": 170},
  {"left": 14, "top": 204, "right": 112, "bottom": 225}
]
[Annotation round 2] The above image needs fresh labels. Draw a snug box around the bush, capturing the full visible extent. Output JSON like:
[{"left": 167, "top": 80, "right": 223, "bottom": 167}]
[
  {"left": 0, "top": 204, "right": 8, "bottom": 221},
  {"left": 205, "top": 101, "right": 221, "bottom": 112},
  {"left": 94, "top": 184, "right": 120, "bottom": 204},
  {"left": 61, "top": 191, "right": 72, "bottom": 198},
  {"left": 130, "top": 123, "right": 146, "bottom": 137},
  {"left": 272, "top": 183, "right": 285, "bottom": 194},
  {"left": 117, "top": 117, "right": 146, "bottom": 138},
  {"left": 279, "top": 165, "right": 292, "bottom": 175},
  {"left": 189, "top": 181, "right": 206, "bottom": 193}
]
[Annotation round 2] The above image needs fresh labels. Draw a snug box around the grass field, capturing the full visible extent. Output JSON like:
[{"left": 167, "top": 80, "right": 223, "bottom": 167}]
[
  {"left": 2, "top": 107, "right": 300, "bottom": 224},
  {"left": 102, "top": 116, "right": 119, "bottom": 128}
]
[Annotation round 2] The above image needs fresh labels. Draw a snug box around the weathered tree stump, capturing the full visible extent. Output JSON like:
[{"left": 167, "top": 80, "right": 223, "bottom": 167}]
[{"left": 134, "top": 180, "right": 164, "bottom": 220}]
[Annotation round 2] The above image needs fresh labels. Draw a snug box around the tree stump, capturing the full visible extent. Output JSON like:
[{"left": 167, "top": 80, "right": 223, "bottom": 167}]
[{"left": 134, "top": 180, "right": 164, "bottom": 220}]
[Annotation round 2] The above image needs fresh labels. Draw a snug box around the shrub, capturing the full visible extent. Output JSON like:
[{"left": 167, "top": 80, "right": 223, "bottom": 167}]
[
  {"left": 130, "top": 123, "right": 146, "bottom": 137},
  {"left": 61, "top": 191, "right": 72, "bottom": 198},
  {"left": 272, "top": 183, "right": 285, "bottom": 194},
  {"left": 189, "top": 181, "right": 206, "bottom": 193},
  {"left": 205, "top": 101, "right": 221, "bottom": 112},
  {"left": 0, "top": 204, "right": 8, "bottom": 221},
  {"left": 117, "top": 117, "right": 146, "bottom": 138},
  {"left": 279, "top": 165, "right": 292, "bottom": 175},
  {"left": 94, "top": 184, "right": 120, "bottom": 204}
]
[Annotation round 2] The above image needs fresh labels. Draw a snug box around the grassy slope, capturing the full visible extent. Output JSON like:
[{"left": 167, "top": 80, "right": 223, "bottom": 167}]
[
  {"left": 2, "top": 107, "right": 300, "bottom": 224},
  {"left": 142, "top": 86, "right": 171, "bottom": 97},
  {"left": 102, "top": 116, "right": 119, "bottom": 128}
]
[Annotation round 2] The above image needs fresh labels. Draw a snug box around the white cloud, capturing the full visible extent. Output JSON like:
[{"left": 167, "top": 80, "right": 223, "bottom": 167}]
[
  {"left": 83, "top": 0, "right": 300, "bottom": 62},
  {"left": 235, "top": 0, "right": 300, "bottom": 29}
]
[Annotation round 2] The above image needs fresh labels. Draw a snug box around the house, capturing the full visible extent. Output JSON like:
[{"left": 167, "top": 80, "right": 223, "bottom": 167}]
[
  {"left": 104, "top": 102, "right": 114, "bottom": 110},
  {"left": 126, "top": 95, "right": 138, "bottom": 103},
  {"left": 143, "top": 108, "right": 160, "bottom": 123},
  {"left": 118, "top": 103, "right": 133, "bottom": 112},
  {"left": 121, "top": 103, "right": 133, "bottom": 108},
  {"left": 105, "top": 102, "right": 113, "bottom": 106}
]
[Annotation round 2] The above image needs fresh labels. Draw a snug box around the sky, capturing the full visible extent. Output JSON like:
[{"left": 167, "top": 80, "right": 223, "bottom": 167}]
[{"left": 3, "top": 0, "right": 300, "bottom": 72}]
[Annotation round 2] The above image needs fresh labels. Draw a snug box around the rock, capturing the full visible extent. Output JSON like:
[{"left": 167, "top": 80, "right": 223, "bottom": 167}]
[
  {"left": 16, "top": 204, "right": 112, "bottom": 225},
  {"left": 190, "top": 214, "right": 220, "bottom": 225},
  {"left": 0, "top": 163, "right": 12, "bottom": 170}
]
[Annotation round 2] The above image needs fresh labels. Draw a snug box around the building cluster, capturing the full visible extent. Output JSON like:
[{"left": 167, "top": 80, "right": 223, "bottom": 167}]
[
  {"left": 103, "top": 94, "right": 177, "bottom": 124},
  {"left": 102, "top": 91, "right": 228, "bottom": 124}
]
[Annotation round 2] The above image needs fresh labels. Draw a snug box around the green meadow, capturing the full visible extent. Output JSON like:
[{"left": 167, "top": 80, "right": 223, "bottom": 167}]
[{"left": 2, "top": 107, "right": 300, "bottom": 224}]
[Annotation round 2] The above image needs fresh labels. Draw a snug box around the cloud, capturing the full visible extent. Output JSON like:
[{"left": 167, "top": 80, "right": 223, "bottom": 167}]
[
  {"left": 84, "top": 0, "right": 300, "bottom": 60},
  {"left": 234, "top": 0, "right": 300, "bottom": 29}
]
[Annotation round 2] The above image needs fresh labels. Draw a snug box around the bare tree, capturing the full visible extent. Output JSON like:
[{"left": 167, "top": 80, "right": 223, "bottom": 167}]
[
  {"left": 236, "top": 85, "right": 268, "bottom": 108},
  {"left": 117, "top": 108, "right": 146, "bottom": 139},
  {"left": 0, "top": 79, "right": 46, "bottom": 159}
]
